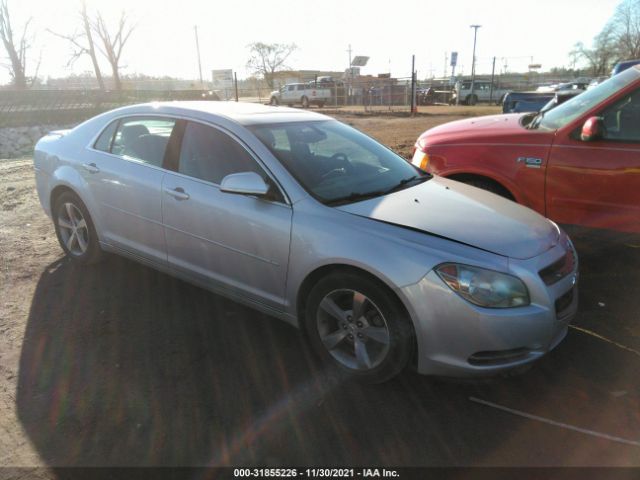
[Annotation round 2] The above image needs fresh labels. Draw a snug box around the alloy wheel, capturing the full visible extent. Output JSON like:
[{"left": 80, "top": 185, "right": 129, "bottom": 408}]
[{"left": 316, "top": 289, "right": 391, "bottom": 371}]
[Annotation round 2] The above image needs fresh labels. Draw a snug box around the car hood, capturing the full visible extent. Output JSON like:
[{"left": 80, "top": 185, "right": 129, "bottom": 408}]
[
  {"left": 420, "top": 113, "right": 526, "bottom": 140},
  {"left": 336, "top": 176, "right": 558, "bottom": 259}
]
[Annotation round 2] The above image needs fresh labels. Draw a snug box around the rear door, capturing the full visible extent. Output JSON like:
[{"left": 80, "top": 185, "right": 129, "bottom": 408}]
[
  {"left": 546, "top": 89, "right": 640, "bottom": 232},
  {"left": 86, "top": 116, "right": 177, "bottom": 263},
  {"left": 161, "top": 121, "right": 293, "bottom": 308}
]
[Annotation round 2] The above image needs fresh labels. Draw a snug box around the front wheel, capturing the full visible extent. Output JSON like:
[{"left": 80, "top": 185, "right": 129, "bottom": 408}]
[
  {"left": 53, "top": 191, "right": 103, "bottom": 264},
  {"left": 269, "top": 96, "right": 279, "bottom": 106},
  {"left": 304, "top": 272, "right": 414, "bottom": 383},
  {"left": 466, "top": 94, "right": 478, "bottom": 105}
]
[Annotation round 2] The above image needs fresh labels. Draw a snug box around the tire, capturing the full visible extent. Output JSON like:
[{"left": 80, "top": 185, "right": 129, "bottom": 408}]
[
  {"left": 301, "top": 96, "right": 309, "bottom": 108},
  {"left": 269, "top": 96, "right": 279, "bottom": 106},
  {"left": 496, "top": 94, "right": 505, "bottom": 106},
  {"left": 462, "top": 178, "right": 511, "bottom": 199},
  {"left": 53, "top": 191, "right": 103, "bottom": 264},
  {"left": 317, "top": 101, "right": 325, "bottom": 108},
  {"left": 466, "top": 94, "right": 478, "bottom": 105},
  {"left": 304, "top": 272, "right": 414, "bottom": 383}
]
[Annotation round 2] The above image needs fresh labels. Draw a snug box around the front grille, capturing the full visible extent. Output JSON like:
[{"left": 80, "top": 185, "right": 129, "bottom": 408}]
[
  {"left": 468, "top": 347, "right": 531, "bottom": 366},
  {"left": 539, "top": 247, "right": 576, "bottom": 285},
  {"left": 555, "top": 288, "right": 574, "bottom": 317}
]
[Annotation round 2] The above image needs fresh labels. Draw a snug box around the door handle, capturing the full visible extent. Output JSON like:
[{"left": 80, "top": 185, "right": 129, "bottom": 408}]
[
  {"left": 164, "top": 187, "right": 190, "bottom": 201},
  {"left": 82, "top": 162, "right": 100, "bottom": 174}
]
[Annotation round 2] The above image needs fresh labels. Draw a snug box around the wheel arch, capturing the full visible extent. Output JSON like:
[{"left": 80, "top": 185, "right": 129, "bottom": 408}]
[
  {"left": 295, "top": 263, "right": 419, "bottom": 369},
  {"left": 49, "top": 179, "right": 103, "bottom": 239},
  {"left": 445, "top": 172, "right": 517, "bottom": 201}
]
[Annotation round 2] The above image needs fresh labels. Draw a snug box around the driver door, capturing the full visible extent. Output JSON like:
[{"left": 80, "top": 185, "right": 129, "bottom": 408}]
[
  {"left": 161, "top": 121, "right": 293, "bottom": 308},
  {"left": 546, "top": 89, "right": 640, "bottom": 232}
]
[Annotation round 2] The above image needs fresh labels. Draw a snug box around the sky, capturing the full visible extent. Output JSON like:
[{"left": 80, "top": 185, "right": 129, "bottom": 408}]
[{"left": 0, "top": 0, "right": 623, "bottom": 85}]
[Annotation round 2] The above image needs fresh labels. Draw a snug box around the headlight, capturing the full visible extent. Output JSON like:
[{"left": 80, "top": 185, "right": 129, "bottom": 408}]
[{"left": 435, "top": 263, "right": 530, "bottom": 308}]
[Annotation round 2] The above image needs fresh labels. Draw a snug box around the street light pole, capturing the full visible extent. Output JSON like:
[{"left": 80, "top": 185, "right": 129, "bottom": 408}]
[
  {"left": 469, "top": 24, "right": 481, "bottom": 105},
  {"left": 194, "top": 25, "right": 203, "bottom": 88}
]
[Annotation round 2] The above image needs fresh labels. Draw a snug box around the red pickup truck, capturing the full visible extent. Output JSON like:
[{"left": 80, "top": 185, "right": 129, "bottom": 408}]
[{"left": 412, "top": 67, "right": 640, "bottom": 233}]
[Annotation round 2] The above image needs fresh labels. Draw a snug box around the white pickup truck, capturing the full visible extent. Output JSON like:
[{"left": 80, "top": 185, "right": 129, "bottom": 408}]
[
  {"left": 269, "top": 82, "right": 332, "bottom": 108},
  {"left": 452, "top": 80, "right": 509, "bottom": 105}
]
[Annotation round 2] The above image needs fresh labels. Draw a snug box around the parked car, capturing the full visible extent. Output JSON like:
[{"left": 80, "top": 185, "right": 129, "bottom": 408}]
[
  {"left": 33, "top": 102, "right": 578, "bottom": 382},
  {"left": 452, "top": 80, "right": 508, "bottom": 105},
  {"left": 412, "top": 66, "right": 640, "bottom": 233},
  {"left": 502, "top": 91, "right": 555, "bottom": 113},
  {"left": 612, "top": 59, "right": 640, "bottom": 75},
  {"left": 269, "top": 82, "right": 331, "bottom": 108}
]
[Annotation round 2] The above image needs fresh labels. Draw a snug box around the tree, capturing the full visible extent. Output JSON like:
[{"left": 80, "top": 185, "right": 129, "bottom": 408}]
[
  {"left": 571, "top": 24, "right": 617, "bottom": 76},
  {"left": 610, "top": 0, "right": 640, "bottom": 59},
  {"left": 0, "top": 0, "right": 33, "bottom": 89},
  {"left": 49, "top": 0, "right": 105, "bottom": 91},
  {"left": 92, "top": 10, "right": 135, "bottom": 91},
  {"left": 246, "top": 42, "right": 297, "bottom": 89}
]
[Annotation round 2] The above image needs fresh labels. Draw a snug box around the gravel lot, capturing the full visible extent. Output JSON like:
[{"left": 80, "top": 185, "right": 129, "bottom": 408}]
[{"left": 1, "top": 108, "right": 640, "bottom": 474}]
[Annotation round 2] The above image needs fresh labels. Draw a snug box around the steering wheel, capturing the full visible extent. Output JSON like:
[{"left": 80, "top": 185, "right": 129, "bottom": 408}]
[{"left": 321, "top": 153, "right": 354, "bottom": 180}]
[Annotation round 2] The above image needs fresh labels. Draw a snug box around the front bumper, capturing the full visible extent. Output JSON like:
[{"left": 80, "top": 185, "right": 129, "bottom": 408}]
[{"left": 400, "top": 237, "right": 578, "bottom": 377}]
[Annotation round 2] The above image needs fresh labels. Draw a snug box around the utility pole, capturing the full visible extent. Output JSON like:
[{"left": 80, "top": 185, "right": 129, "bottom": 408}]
[
  {"left": 469, "top": 24, "right": 481, "bottom": 105},
  {"left": 444, "top": 52, "right": 448, "bottom": 78},
  {"left": 489, "top": 56, "right": 496, "bottom": 103},
  {"left": 347, "top": 44, "right": 353, "bottom": 104},
  {"left": 411, "top": 54, "right": 416, "bottom": 115},
  {"left": 194, "top": 25, "right": 203, "bottom": 88}
]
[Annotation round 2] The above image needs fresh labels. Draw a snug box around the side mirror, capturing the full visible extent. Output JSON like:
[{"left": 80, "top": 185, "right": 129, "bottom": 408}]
[
  {"left": 581, "top": 116, "right": 604, "bottom": 141},
  {"left": 220, "top": 171, "right": 269, "bottom": 196}
]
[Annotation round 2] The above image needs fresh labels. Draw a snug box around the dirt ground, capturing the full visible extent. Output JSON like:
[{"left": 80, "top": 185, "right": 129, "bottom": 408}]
[{"left": 4, "top": 106, "right": 640, "bottom": 474}]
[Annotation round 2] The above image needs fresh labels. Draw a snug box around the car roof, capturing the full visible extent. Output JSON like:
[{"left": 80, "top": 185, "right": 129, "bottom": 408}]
[{"left": 107, "top": 101, "right": 332, "bottom": 126}]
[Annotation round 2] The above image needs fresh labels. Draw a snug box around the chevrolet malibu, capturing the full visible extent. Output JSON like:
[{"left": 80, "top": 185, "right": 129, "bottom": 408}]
[{"left": 33, "top": 102, "right": 578, "bottom": 383}]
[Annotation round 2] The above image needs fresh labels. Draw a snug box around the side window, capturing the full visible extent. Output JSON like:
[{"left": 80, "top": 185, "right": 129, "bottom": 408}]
[
  {"left": 287, "top": 85, "right": 295, "bottom": 92},
  {"left": 94, "top": 120, "right": 118, "bottom": 152},
  {"left": 297, "top": 85, "right": 306, "bottom": 91},
  {"left": 111, "top": 117, "right": 176, "bottom": 166},
  {"left": 178, "top": 122, "right": 263, "bottom": 185},
  {"left": 600, "top": 91, "right": 640, "bottom": 142}
]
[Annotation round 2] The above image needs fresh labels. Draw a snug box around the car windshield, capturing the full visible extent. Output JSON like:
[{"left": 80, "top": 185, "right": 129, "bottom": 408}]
[
  {"left": 531, "top": 67, "right": 640, "bottom": 131},
  {"left": 249, "top": 120, "right": 429, "bottom": 205}
]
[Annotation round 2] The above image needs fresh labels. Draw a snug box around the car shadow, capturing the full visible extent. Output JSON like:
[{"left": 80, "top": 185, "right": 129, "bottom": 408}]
[{"left": 16, "top": 251, "right": 640, "bottom": 469}]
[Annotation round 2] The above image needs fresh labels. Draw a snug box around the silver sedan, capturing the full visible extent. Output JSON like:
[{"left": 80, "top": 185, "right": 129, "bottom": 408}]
[{"left": 33, "top": 102, "right": 578, "bottom": 382}]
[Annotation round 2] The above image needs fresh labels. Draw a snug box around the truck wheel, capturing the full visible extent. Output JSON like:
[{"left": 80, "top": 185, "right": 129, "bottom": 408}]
[
  {"left": 317, "top": 102, "right": 325, "bottom": 108},
  {"left": 466, "top": 94, "right": 478, "bottom": 105},
  {"left": 270, "top": 97, "right": 279, "bottom": 106},
  {"left": 301, "top": 96, "right": 309, "bottom": 108},
  {"left": 496, "top": 94, "right": 505, "bottom": 106}
]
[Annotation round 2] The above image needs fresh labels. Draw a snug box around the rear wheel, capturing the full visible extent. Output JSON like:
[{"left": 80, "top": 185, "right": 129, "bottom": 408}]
[
  {"left": 466, "top": 94, "right": 478, "bottom": 105},
  {"left": 53, "top": 191, "right": 103, "bottom": 264},
  {"left": 304, "top": 272, "right": 414, "bottom": 383},
  {"left": 317, "top": 101, "right": 325, "bottom": 108},
  {"left": 301, "top": 96, "right": 309, "bottom": 108}
]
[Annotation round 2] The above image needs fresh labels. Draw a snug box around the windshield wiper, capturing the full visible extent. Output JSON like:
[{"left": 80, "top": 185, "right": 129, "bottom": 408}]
[
  {"left": 325, "top": 175, "right": 431, "bottom": 206},
  {"left": 383, "top": 174, "right": 430, "bottom": 194},
  {"left": 325, "top": 190, "right": 389, "bottom": 206}
]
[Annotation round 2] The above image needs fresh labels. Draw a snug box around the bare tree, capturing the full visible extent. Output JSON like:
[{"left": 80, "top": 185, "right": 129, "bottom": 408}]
[
  {"left": 49, "top": 0, "right": 105, "bottom": 90},
  {"left": 246, "top": 42, "right": 297, "bottom": 89},
  {"left": 92, "top": 10, "right": 135, "bottom": 91},
  {"left": 0, "top": 0, "right": 32, "bottom": 89},
  {"left": 611, "top": 0, "right": 640, "bottom": 59},
  {"left": 572, "top": 24, "right": 617, "bottom": 76}
]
